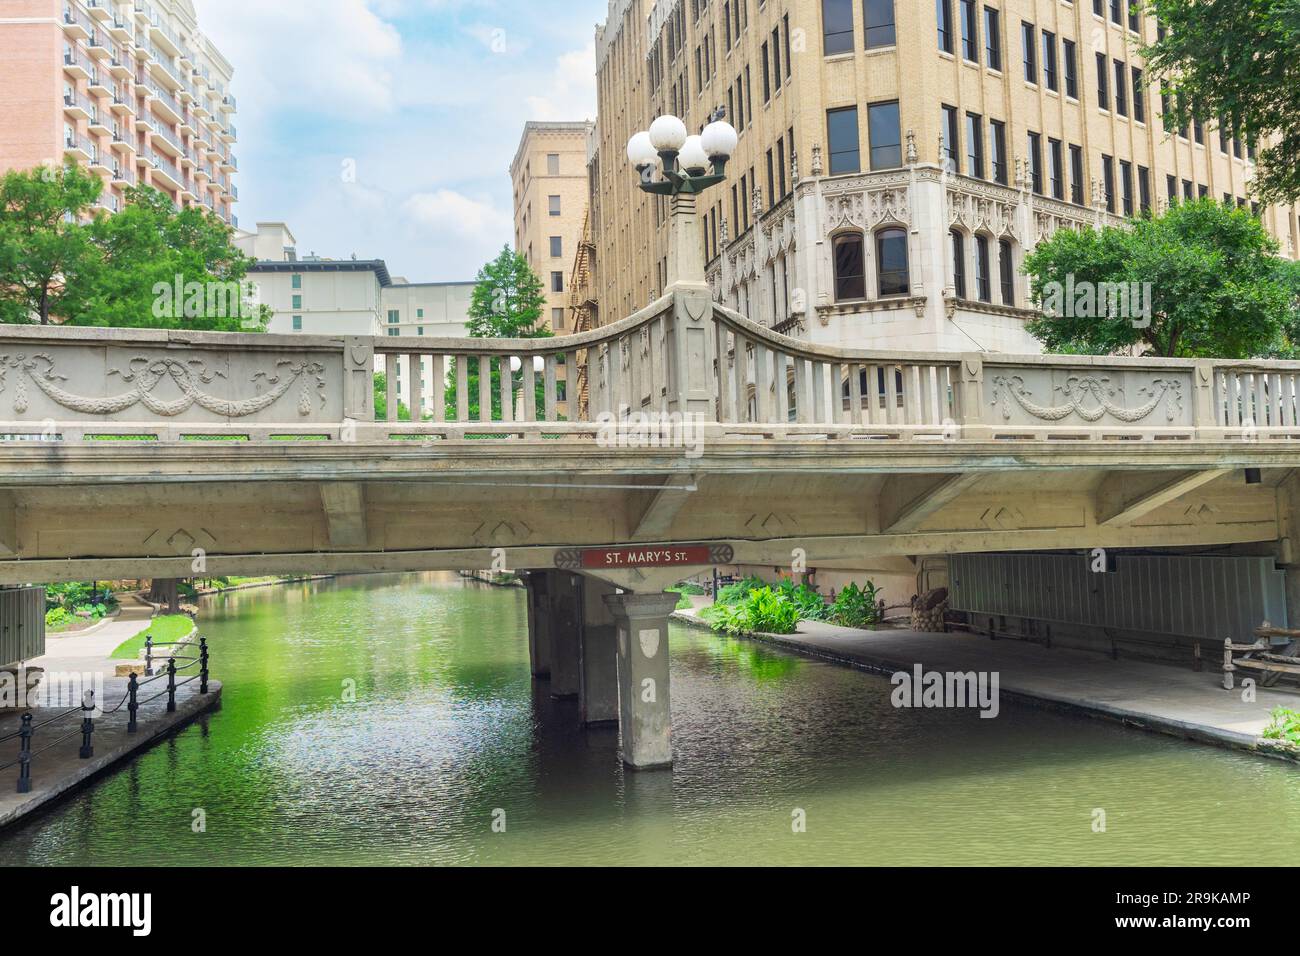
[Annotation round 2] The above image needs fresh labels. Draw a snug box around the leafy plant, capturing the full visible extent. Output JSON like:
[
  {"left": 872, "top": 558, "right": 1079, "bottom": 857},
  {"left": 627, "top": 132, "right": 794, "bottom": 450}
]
[
  {"left": 700, "top": 586, "right": 800, "bottom": 635},
  {"left": 831, "top": 581, "right": 882, "bottom": 629},
  {"left": 1262, "top": 707, "right": 1300, "bottom": 746},
  {"left": 775, "top": 579, "right": 830, "bottom": 621},
  {"left": 45, "top": 606, "right": 73, "bottom": 629},
  {"left": 715, "top": 575, "right": 768, "bottom": 606}
]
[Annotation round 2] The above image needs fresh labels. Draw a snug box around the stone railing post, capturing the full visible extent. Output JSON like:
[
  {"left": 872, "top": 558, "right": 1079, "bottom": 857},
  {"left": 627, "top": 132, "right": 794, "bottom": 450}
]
[
  {"left": 1192, "top": 360, "right": 1219, "bottom": 440},
  {"left": 343, "top": 337, "right": 375, "bottom": 426},
  {"left": 957, "top": 353, "right": 990, "bottom": 439},
  {"left": 666, "top": 287, "right": 716, "bottom": 420}
]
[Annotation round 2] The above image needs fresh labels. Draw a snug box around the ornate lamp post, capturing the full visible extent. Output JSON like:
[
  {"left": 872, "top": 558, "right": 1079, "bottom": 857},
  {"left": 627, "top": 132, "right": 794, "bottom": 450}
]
[{"left": 626, "top": 113, "right": 737, "bottom": 290}]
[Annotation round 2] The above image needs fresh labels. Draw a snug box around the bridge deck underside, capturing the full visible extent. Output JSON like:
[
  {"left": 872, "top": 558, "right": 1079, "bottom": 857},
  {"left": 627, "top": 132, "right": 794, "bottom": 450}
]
[{"left": 0, "top": 441, "right": 1288, "bottom": 584}]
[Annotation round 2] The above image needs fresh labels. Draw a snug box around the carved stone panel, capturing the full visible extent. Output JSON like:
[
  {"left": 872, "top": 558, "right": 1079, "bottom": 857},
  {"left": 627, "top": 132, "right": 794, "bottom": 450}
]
[{"left": 983, "top": 367, "right": 1194, "bottom": 428}]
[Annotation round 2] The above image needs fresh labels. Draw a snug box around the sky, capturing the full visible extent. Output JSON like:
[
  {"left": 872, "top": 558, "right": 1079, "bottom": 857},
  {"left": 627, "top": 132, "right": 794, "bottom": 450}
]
[{"left": 194, "top": 0, "right": 607, "bottom": 281}]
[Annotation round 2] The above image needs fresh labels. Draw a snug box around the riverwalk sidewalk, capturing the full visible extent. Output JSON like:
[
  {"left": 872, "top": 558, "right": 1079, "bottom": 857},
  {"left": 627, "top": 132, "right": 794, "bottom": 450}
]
[{"left": 674, "top": 604, "right": 1298, "bottom": 759}]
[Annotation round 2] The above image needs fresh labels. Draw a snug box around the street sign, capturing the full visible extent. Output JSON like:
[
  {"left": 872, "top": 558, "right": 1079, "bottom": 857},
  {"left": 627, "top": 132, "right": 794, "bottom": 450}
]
[{"left": 555, "top": 544, "right": 734, "bottom": 571}]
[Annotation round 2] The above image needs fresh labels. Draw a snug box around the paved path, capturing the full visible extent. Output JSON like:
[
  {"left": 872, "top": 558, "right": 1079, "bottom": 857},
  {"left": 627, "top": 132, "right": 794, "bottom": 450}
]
[
  {"left": 674, "top": 606, "right": 1297, "bottom": 757},
  {"left": 40, "top": 597, "right": 155, "bottom": 674}
]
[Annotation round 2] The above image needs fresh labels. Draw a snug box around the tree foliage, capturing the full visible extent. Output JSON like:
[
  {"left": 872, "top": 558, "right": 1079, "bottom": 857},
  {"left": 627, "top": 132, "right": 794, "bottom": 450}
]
[
  {"left": 1141, "top": 0, "right": 1300, "bottom": 204},
  {"left": 0, "top": 161, "right": 265, "bottom": 330},
  {"left": 1024, "top": 198, "right": 1294, "bottom": 358},
  {"left": 445, "top": 245, "right": 553, "bottom": 421}
]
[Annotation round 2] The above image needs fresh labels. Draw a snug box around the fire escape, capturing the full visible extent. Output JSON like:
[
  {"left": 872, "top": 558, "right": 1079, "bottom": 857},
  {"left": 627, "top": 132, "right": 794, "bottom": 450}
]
[{"left": 567, "top": 206, "right": 599, "bottom": 418}]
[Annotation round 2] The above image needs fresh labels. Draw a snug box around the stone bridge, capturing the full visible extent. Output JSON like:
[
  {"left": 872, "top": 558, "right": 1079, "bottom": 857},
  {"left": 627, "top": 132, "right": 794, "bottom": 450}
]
[{"left": 3, "top": 292, "right": 1300, "bottom": 766}]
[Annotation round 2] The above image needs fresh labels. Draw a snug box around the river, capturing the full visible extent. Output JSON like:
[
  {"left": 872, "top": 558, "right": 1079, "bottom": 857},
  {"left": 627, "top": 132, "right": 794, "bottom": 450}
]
[{"left": 1, "top": 572, "right": 1296, "bottom": 865}]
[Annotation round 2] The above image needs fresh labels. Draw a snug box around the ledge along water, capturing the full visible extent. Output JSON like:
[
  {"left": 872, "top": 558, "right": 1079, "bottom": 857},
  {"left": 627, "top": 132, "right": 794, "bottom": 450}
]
[{"left": 1, "top": 572, "right": 1299, "bottom": 865}]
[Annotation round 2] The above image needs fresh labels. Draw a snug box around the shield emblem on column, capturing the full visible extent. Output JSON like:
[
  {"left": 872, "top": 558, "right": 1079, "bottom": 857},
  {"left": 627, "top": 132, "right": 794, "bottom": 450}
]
[{"left": 639, "top": 628, "right": 661, "bottom": 659}]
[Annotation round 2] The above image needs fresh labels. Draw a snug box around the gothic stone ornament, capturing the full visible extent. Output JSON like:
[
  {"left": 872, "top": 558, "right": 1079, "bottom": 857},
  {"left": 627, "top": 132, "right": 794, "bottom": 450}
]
[
  {"left": 0, "top": 353, "right": 327, "bottom": 418},
  {"left": 990, "top": 374, "right": 1184, "bottom": 423}
]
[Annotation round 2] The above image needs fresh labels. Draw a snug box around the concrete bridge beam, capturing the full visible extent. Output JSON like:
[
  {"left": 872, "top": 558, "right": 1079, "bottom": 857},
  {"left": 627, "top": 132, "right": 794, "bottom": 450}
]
[{"left": 603, "top": 592, "right": 679, "bottom": 770}]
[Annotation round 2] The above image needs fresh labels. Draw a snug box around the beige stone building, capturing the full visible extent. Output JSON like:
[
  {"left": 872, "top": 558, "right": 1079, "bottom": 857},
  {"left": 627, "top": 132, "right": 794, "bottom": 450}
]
[
  {"left": 592, "top": 0, "right": 1300, "bottom": 354},
  {"left": 511, "top": 121, "right": 594, "bottom": 418},
  {"left": 0, "top": 0, "right": 238, "bottom": 222}
]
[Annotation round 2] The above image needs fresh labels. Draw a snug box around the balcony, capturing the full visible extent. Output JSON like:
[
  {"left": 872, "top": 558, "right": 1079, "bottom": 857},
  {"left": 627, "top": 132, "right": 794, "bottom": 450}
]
[
  {"left": 62, "top": 3, "right": 93, "bottom": 41},
  {"left": 145, "top": 118, "right": 182, "bottom": 157},
  {"left": 107, "top": 13, "right": 133, "bottom": 42},
  {"left": 89, "top": 146, "right": 111, "bottom": 172},
  {"left": 147, "top": 49, "right": 183, "bottom": 90},
  {"left": 110, "top": 127, "right": 135, "bottom": 153},
  {"left": 62, "top": 91, "right": 92, "bottom": 121},
  {"left": 145, "top": 150, "right": 183, "bottom": 191},
  {"left": 218, "top": 123, "right": 235, "bottom": 143},
  {"left": 145, "top": 82, "right": 182, "bottom": 124},
  {"left": 107, "top": 49, "right": 131, "bottom": 79},
  {"left": 148, "top": 16, "right": 183, "bottom": 58},
  {"left": 220, "top": 94, "right": 236, "bottom": 113},
  {"left": 86, "top": 28, "right": 110, "bottom": 58},
  {"left": 64, "top": 132, "right": 94, "bottom": 163},
  {"left": 86, "top": 0, "right": 112, "bottom": 21},
  {"left": 87, "top": 66, "right": 110, "bottom": 96},
  {"left": 95, "top": 191, "right": 119, "bottom": 213},
  {"left": 88, "top": 109, "right": 111, "bottom": 136},
  {"left": 109, "top": 89, "right": 133, "bottom": 115},
  {"left": 63, "top": 47, "right": 93, "bottom": 80},
  {"left": 111, "top": 163, "right": 135, "bottom": 186}
]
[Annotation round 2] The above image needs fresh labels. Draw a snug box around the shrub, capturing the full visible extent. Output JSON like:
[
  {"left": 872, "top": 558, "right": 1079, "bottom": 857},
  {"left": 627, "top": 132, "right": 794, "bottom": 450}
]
[
  {"left": 700, "top": 586, "right": 800, "bottom": 635},
  {"left": 715, "top": 575, "right": 767, "bottom": 606},
  {"left": 1262, "top": 708, "right": 1300, "bottom": 746},
  {"left": 45, "top": 606, "right": 73, "bottom": 629},
  {"left": 775, "top": 579, "right": 830, "bottom": 621},
  {"left": 831, "top": 581, "right": 882, "bottom": 629}
]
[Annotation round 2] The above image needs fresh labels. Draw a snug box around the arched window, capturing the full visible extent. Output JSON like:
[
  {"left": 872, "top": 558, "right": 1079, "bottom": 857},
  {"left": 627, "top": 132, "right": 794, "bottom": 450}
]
[
  {"left": 876, "top": 227, "right": 909, "bottom": 296},
  {"left": 974, "top": 234, "right": 992, "bottom": 302},
  {"left": 950, "top": 230, "right": 967, "bottom": 298},
  {"left": 998, "top": 239, "right": 1015, "bottom": 305},
  {"left": 833, "top": 233, "right": 866, "bottom": 300}
]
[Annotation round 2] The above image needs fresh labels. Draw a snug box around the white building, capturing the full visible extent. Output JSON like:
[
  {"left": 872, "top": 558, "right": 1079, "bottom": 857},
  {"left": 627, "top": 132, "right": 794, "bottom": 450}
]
[{"left": 237, "top": 222, "right": 475, "bottom": 416}]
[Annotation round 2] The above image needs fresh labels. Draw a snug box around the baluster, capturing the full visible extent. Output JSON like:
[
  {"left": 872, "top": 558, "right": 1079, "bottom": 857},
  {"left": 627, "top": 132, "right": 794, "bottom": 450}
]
[
  {"left": 830, "top": 363, "right": 845, "bottom": 425},
  {"left": 521, "top": 352, "right": 537, "bottom": 422},
  {"left": 792, "top": 356, "right": 810, "bottom": 424},
  {"left": 812, "top": 362, "right": 827, "bottom": 424},
  {"left": 408, "top": 352, "right": 424, "bottom": 423},
  {"left": 884, "top": 364, "right": 900, "bottom": 426},
  {"left": 456, "top": 355, "right": 470, "bottom": 422},
  {"left": 499, "top": 356, "right": 514, "bottom": 423},
  {"left": 384, "top": 353, "right": 398, "bottom": 423},
  {"left": 848, "top": 363, "right": 863, "bottom": 426},
  {"left": 1286, "top": 375, "right": 1298, "bottom": 429},
  {"left": 716, "top": 325, "right": 734, "bottom": 423},
  {"left": 753, "top": 342, "right": 771, "bottom": 423},
  {"left": 544, "top": 354, "right": 558, "bottom": 422},
  {"left": 479, "top": 355, "right": 492, "bottom": 423},
  {"left": 774, "top": 351, "right": 791, "bottom": 424},
  {"left": 565, "top": 351, "right": 577, "bottom": 420},
  {"left": 429, "top": 354, "right": 445, "bottom": 423}
]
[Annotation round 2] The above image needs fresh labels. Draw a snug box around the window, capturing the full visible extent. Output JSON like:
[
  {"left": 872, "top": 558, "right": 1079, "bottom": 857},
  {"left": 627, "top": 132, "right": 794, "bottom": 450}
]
[
  {"left": 1062, "top": 39, "right": 1077, "bottom": 98},
  {"left": 974, "top": 235, "right": 991, "bottom": 302},
  {"left": 942, "top": 104, "right": 960, "bottom": 171},
  {"left": 1128, "top": 0, "right": 1139, "bottom": 32},
  {"left": 990, "top": 119, "right": 1007, "bottom": 184},
  {"left": 1049, "top": 138, "right": 1064, "bottom": 199},
  {"left": 1166, "top": 174, "right": 1177, "bottom": 204},
  {"left": 762, "top": 42, "right": 771, "bottom": 102},
  {"left": 772, "top": 27, "right": 783, "bottom": 89},
  {"left": 998, "top": 240, "right": 1015, "bottom": 305},
  {"left": 1021, "top": 22, "right": 1036, "bottom": 83},
  {"left": 965, "top": 112, "right": 984, "bottom": 179},
  {"left": 864, "top": 0, "right": 895, "bottom": 48},
  {"left": 1183, "top": 179, "right": 1193, "bottom": 201},
  {"left": 551, "top": 271, "right": 564, "bottom": 292},
  {"left": 1096, "top": 53, "right": 1109, "bottom": 109},
  {"left": 983, "top": 6, "right": 1001, "bottom": 70},
  {"left": 777, "top": 137, "right": 787, "bottom": 197},
  {"left": 937, "top": 0, "right": 954, "bottom": 54},
  {"left": 827, "top": 106, "right": 860, "bottom": 174},
  {"left": 548, "top": 195, "right": 561, "bottom": 216},
  {"left": 292, "top": 315, "right": 302, "bottom": 331},
  {"left": 876, "top": 228, "right": 910, "bottom": 296},
  {"left": 387, "top": 310, "right": 399, "bottom": 324},
  {"left": 1138, "top": 165, "right": 1151, "bottom": 214},
  {"left": 547, "top": 153, "right": 560, "bottom": 175},
  {"left": 1110, "top": 0, "right": 1122, "bottom": 25},
  {"left": 552, "top": 307, "right": 565, "bottom": 330},
  {"left": 951, "top": 230, "right": 967, "bottom": 298},
  {"left": 1131, "top": 67, "right": 1145, "bottom": 122},
  {"left": 833, "top": 233, "right": 865, "bottom": 300},
  {"left": 1114, "top": 59, "right": 1127, "bottom": 116},
  {"left": 960, "top": 0, "right": 978, "bottom": 61},
  {"left": 291, "top": 274, "right": 302, "bottom": 290},
  {"left": 550, "top": 236, "right": 563, "bottom": 257},
  {"left": 1193, "top": 113, "right": 1204, "bottom": 144},
  {"left": 1028, "top": 131, "right": 1043, "bottom": 194},
  {"left": 292, "top": 294, "right": 302, "bottom": 309},
  {"left": 1102, "top": 154, "right": 1116, "bottom": 212},
  {"left": 823, "top": 0, "right": 854, "bottom": 55},
  {"left": 766, "top": 148, "right": 775, "bottom": 205},
  {"left": 868, "top": 101, "right": 901, "bottom": 169},
  {"left": 1042, "top": 31, "right": 1057, "bottom": 91},
  {"left": 1120, "top": 159, "right": 1133, "bottom": 215}
]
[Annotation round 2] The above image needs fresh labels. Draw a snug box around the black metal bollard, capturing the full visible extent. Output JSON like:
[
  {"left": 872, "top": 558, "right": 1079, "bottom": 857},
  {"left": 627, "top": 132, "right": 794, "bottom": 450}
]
[
  {"left": 79, "top": 690, "right": 95, "bottom": 759},
  {"left": 199, "top": 637, "right": 209, "bottom": 695},
  {"left": 144, "top": 634, "right": 154, "bottom": 677},
  {"left": 127, "top": 672, "right": 139, "bottom": 734},
  {"left": 16, "top": 713, "right": 32, "bottom": 794},
  {"left": 166, "top": 658, "right": 176, "bottom": 713}
]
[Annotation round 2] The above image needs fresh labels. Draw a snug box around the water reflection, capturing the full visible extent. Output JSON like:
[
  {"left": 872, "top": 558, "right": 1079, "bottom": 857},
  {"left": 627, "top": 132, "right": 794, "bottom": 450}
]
[{"left": 1, "top": 572, "right": 1296, "bottom": 866}]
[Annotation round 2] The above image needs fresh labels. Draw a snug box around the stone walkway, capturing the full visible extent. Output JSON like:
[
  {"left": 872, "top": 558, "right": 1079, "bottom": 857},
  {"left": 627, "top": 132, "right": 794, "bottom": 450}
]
[{"left": 674, "top": 604, "right": 1297, "bottom": 758}]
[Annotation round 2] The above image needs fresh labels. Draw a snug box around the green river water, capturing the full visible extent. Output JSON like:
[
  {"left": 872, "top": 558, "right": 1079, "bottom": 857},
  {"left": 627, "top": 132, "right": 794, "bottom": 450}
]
[{"left": 0, "top": 572, "right": 1297, "bottom": 866}]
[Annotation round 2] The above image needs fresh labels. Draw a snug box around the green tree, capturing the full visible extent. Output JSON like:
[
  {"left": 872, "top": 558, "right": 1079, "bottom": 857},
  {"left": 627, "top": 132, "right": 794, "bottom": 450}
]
[
  {"left": 373, "top": 372, "right": 411, "bottom": 421},
  {"left": 445, "top": 245, "right": 553, "bottom": 421},
  {"left": 0, "top": 162, "right": 101, "bottom": 324},
  {"left": 67, "top": 184, "right": 268, "bottom": 331},
  {"left": 1025, "top": 198, "right": 1293, "bottom": 358},
  {"left": 1142, "top": 0, "right": 1300, "bottom": 204}
]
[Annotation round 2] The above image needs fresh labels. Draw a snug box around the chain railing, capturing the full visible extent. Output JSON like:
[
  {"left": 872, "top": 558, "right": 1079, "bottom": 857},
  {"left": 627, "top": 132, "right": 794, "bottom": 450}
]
[{"left": 0, "top": 637, "right": 209, "bottom": 793}]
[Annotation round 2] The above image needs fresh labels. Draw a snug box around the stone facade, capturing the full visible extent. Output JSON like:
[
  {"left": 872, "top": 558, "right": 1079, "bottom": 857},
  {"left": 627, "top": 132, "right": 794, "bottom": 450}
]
[{"left": 591, "top": 0, "right": 1300, "bottom": 353}]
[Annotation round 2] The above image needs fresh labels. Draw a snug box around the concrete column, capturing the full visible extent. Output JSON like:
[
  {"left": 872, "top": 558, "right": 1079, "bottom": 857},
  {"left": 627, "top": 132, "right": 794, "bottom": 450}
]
[
  {"left": 523, "top": 572, "right": 551, "bottom": 679},
  {"left": 546, "top": 571, "right": 582, "bottom": 699},
  {"left": 579, "top": 576, "right": 619, "bottom": 725},
  {"left": 603, "top": 592, "right": 680, "bottom": 770}
]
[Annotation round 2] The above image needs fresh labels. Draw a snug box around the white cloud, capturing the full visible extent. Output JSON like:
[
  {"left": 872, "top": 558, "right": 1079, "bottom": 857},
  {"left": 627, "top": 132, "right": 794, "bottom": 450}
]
[
  {"left": 525, "top": 43, "right": 597, "bottom": 121},
  {"left": 401, "top": 190, "right": 511, "bottom": 244}
]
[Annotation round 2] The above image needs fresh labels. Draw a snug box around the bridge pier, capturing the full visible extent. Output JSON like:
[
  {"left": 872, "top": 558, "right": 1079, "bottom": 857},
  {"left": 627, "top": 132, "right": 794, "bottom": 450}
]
[
  {"left": 603, "top": 592, "right": 678, "bottom": 770},
  {"left": 523, "top": 572, "right": 552, "bottom": 679},
  {"left": 546, "top": 572, "right": 582, "bottom": 699},
  {"left": 578, "top": 577, "right": 619, "bottom": 725}
]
